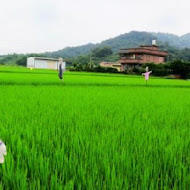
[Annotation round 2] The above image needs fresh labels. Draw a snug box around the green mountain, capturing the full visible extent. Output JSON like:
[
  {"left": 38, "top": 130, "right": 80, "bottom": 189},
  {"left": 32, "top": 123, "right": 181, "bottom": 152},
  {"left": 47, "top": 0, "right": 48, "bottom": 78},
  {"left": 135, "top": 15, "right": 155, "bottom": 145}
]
[
  {"left": 45, "top": 31, "right": 190, "bottom": 58},
  {"left": 1, "top": 31, "right": 190, "bottom": 65},
  {"left": 153, "top": 32, "right": 190, "bottom": 49}
]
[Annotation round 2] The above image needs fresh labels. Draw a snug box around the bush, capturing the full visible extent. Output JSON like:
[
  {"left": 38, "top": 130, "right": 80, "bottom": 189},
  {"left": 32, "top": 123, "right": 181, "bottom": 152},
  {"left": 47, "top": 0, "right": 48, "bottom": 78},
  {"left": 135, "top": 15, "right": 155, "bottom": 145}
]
[
  {"left": 141, "top": 63, "right": 170, "bottom": 76},
  {"left": 93, "top": 66, "right": 118, "bottom": 73},
  {"left": 69, "top": 66, "right": 118, "bottom": 74},
  {"left": 170, "top": 60, "right": 190, "bottom": 79},
  {"left": 141, "top": 61, "right": 190, "bottom": 79},
  {"left": 16, "top": 56, "right": 27, "bottom": 66}
]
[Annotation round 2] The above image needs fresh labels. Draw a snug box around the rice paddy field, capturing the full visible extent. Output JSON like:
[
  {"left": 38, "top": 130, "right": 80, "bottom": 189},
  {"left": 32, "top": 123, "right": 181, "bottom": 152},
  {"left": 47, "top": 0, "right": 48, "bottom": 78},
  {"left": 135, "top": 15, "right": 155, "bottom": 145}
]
[{"left": 0, "top": 66, "right": 190, "bottom": 189}]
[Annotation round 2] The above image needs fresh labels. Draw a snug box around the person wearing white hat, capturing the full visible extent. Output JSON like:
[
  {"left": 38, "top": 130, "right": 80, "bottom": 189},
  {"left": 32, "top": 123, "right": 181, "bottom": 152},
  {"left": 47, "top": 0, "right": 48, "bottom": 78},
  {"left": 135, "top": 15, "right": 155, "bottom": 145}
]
[{"left": 0, "top": 140, "right": 7, "bottom": 164}]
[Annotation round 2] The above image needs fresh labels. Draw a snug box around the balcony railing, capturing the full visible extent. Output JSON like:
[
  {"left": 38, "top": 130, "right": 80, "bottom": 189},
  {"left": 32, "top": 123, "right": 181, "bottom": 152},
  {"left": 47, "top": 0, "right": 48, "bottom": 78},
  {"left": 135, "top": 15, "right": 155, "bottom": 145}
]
[{"left": 119, "top": 49, "right": 168, "bottom": 57}]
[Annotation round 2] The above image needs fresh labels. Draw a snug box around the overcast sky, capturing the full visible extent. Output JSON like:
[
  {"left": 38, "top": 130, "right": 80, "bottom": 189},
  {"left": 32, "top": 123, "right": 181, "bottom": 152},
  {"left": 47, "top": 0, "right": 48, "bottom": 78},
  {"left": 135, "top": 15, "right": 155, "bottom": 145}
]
[{"left": 0, "top": 0, "right": 189, "bottom": 55}]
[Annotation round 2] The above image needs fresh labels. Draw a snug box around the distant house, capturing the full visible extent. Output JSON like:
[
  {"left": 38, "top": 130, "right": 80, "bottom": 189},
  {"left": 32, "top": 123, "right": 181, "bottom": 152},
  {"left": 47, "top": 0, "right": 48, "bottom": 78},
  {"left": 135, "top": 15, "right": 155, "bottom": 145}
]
[
  {"left": 100, "top": 62, "right": 121, "bottom": 71},
  {"left": 119, "top": 41, "right": 168, "bottom": 71},
  {"left": 27, "top": 57, "right": 61, "bottom": 70}
]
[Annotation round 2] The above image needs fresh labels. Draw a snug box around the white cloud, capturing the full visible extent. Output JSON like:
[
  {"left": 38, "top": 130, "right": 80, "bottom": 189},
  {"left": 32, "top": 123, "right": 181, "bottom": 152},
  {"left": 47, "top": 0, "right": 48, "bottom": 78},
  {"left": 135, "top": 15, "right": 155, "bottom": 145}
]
[{"left": 0, "top": 0, "right": 190, "bottom": 55}]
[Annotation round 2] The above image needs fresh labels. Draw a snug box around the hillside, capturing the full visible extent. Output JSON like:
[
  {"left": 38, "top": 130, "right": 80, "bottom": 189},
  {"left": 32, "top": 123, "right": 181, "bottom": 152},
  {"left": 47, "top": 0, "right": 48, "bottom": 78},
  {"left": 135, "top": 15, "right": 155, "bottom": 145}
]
[
  {"left": 45, "top": 31, "right": 190, "bottom": 58},
  {"left": 153, "top": 32, "right": 190, "bottom": 49},
  {"left": 1, "top": 31, "right": 190, "bottom": 65}
]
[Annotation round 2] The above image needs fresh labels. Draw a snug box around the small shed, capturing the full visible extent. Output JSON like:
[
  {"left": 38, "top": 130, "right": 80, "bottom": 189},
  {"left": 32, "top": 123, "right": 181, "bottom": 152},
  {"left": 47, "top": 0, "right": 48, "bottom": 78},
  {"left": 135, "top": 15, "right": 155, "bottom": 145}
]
[{"left": 27, "top": 57, "right": 60, "bottom": 70}]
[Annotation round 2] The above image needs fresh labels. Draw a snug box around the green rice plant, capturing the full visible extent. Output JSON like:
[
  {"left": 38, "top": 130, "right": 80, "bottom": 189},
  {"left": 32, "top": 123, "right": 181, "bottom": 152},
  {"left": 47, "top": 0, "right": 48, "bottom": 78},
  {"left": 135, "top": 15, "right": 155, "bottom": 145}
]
[{"left": 0, "top": 66, "right": 190, "bottom": 189}]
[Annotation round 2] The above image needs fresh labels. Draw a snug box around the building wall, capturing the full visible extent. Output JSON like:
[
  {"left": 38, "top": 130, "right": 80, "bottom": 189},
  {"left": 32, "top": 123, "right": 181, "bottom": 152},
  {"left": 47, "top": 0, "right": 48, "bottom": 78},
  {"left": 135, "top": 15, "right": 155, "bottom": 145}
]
[
  {"left": 114, "top": 66, "right": 121, "bottom": 72},
  {"left": 141, "top": 46, "right": 158, "bottom": 51},
  {"left": 35, "top": 60, "right": 48, "bottom": 69},
  {"left": 27, "top": 57, "right": 35, "bottom": 68},
  {"left": 100, "top": 62, "right": 121, "bottom": 71},
  {"left": 46, "top": 60, "right": 58, "bottom": 70},
  {"left": 121, "top": 64, "right": 125, "bottom": 72},
  {"left": 100, "top": 62, "right": 113, "bottom": 67},
  {"left": 27, "top": 58, "right": 59, "bottom": 70},
  {"left": 141, "top": 55, "right": 165, "bottom": 64}
]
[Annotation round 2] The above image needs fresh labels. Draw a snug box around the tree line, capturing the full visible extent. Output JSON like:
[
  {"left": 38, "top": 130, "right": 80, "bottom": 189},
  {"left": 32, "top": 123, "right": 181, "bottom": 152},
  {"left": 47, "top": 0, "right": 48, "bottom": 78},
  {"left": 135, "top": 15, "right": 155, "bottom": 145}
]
[{"left": 0, "top": 46, "right": 190, "bottom": 79}]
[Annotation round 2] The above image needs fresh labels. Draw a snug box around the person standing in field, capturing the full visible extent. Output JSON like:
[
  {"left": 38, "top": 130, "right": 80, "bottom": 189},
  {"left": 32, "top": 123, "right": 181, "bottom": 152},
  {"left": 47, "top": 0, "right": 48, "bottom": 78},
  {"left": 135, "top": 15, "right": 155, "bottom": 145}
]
[{"left": 58, "top": 57, "right": 63, "bottom": 81}]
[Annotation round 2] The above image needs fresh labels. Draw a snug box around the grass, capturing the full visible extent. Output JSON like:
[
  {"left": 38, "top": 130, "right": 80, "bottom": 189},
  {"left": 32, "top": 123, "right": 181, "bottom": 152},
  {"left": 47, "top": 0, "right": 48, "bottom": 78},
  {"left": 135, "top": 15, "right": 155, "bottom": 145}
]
[{"left": 0, "top": 66, "right": 190, "bottom": 189}]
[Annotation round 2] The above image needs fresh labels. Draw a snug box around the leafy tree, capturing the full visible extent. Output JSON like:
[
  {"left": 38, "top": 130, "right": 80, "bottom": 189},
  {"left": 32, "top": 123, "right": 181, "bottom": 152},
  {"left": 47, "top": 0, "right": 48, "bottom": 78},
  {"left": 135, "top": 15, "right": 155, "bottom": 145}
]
[
  {"left": 170, "top": 60, "right": 190, "bottom": 79},
  {"left": 16, "top": 56, "right": 27, "bottom": 65},
  {"left": 92, "top": 46, "right": 113, "bottom": 58}
]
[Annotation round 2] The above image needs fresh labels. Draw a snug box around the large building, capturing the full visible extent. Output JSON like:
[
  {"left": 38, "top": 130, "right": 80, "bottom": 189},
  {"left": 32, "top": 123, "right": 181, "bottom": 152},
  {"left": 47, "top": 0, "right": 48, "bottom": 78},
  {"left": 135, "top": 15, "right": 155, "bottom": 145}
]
[
  {"left": 119, "top": 42, "right": 168, "bottom": 71},
  {"left": 27, "top": 57, "right": 60, "bottom": 70}
]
